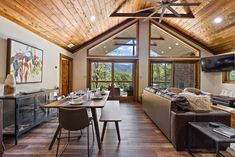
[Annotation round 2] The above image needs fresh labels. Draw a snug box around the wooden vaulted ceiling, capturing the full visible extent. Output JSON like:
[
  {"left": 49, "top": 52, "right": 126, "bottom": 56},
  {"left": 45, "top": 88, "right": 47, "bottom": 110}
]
[{"left": 0, "top": 0, "right": 234, "bottom": 54}]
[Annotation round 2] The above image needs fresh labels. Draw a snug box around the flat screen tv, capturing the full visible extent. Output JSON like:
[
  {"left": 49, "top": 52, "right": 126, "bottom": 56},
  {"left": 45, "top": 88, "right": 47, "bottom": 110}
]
[{"left": 201, "top": 54, "right": 235, "bottom": 72}]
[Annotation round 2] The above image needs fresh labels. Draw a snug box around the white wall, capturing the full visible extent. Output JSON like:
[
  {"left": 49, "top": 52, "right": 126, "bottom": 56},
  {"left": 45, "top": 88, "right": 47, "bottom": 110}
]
[
  {"left": 73, "top": 19, "right": 222, "bottom": 98},
  {"left": 138, "top": 20, "right": 150, "bottom": 97},
  {"left": 0, "top": 16, "right": 73, "bottom": 94}
]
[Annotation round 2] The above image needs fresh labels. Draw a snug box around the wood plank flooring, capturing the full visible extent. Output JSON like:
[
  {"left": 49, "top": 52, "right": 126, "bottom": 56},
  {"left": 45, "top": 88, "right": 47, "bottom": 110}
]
[{"left": 3, "top": 102, "right": 233, "bottom": 157}]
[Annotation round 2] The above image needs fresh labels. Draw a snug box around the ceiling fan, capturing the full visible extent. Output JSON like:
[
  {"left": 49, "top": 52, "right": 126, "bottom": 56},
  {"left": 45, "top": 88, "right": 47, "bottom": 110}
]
[{"left": 135, "top": 0, "right": 200, "bottom": 23}]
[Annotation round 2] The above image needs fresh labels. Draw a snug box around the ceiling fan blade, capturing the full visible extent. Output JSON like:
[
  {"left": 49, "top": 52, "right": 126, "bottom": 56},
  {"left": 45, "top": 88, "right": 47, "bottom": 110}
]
[
  {"left": 170, "top": 3, "right": 201, "bottom": 6},
  {"left": 159, "top": 7, "right": 166, "bottom": 23},
  {"left": 142, "top": 6, "right": 161, "bottom": 22},
  {"left": 149, "top": 8, "right": 160, "bottom": 18},
  {"left": 135, "top": 6, "right": 158, "bottom": 13},
  {"left": 167, "top": 6, "right": 181, "bottom": 17}
]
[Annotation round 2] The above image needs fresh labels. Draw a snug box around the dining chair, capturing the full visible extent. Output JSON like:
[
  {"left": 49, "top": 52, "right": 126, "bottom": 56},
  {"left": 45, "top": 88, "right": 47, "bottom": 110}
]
[{"left": 56, "top": 107, "right": 94, "bottom": 157}]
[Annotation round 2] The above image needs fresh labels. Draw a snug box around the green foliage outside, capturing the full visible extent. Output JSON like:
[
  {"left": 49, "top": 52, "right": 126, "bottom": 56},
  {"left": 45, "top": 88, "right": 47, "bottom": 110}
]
[
  {"left": 91, "top": 63, "right": 132, "bottom": 91},
  {"left": 92, "top": 63, "right": 112, "bottom": 81},
  {"left": 152, "top": 63, "right": 172, "bottom": 89},
  {"left": 229, "top": 70, "right": 235, "bottom": 80}
]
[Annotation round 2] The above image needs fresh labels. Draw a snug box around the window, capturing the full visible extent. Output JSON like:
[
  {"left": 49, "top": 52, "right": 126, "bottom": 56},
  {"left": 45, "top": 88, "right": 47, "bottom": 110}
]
[
  {"left": 223, "top": 70, "right": 235, "bottom": 83},
  {"left": 89, "top": 60, "right": 136, "bottom": 99},
  {"left": 150, "top": 61, "right": 199, "bottom": 89},
  {"left": 151, "top": 63, "right": 172, "bottom": 88},
  {"left": 88, "top": 23, "right": 138, "bottom": 57},
  {"left": 229, "top": 71, "right": 235, "bottom": 80},
  {"left": 150, "top": 22, "right": 200, "bottom": 58},
  {"left": 91, "top": 62, "right": 112, "bottom": 90}
]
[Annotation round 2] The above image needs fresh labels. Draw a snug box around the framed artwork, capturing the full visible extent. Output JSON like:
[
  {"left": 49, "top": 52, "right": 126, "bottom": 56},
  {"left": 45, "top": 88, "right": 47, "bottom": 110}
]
[{"left": 7, "top": 39, "right": 43, "bottom": 84}]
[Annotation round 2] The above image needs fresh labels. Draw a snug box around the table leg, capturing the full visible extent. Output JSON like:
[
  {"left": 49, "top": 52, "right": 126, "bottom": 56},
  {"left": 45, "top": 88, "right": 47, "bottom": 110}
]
[
  {"left": 187, "top": 124, "right": 195, "bottom": 157},
  {"left": 216, "top": 142, "right": 220, "bottom": 157},
  {"left": 115, "top": 122, "right": 121, "bottom": 141},
  {"left": 48, "top": 125, "right": 60, "bottom": 150},
  {"left": 215, "top": 143, "right": 225, "bottom": 157},
  {"left": 91, "top": 108, "right": 102, "bottom": 150}
]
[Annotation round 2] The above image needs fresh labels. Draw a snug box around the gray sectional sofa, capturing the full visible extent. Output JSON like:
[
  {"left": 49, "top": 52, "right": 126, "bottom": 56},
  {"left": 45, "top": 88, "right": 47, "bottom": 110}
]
[{"left": 142, "top": 88, "right": 231, "bottom": 150}]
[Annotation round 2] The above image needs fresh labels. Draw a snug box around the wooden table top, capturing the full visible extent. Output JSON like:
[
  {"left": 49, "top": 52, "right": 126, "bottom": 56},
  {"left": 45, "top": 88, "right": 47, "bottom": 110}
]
[{"left": 44, "top": 91, "right": 109, "bottom": 109}]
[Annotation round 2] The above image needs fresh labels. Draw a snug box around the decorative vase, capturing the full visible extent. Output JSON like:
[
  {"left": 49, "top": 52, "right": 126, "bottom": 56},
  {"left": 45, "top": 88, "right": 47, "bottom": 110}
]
[{"left": 4, "top": 74, "right": 16, "bottom": 95}]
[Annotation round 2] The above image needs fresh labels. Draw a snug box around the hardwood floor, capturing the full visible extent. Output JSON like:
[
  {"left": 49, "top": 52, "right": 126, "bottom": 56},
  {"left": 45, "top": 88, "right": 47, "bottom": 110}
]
[{"left": 3, "top": 102, "right": 233, "bottom": 157}]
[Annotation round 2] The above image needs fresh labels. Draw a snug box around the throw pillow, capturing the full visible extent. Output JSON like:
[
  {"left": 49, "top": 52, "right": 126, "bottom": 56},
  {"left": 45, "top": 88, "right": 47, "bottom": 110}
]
[
  {"left": 179, "top": 93, "right": 212, "bottom": 111},
  {"left": 172, "top": 96, "right": 192, "bottom": 111}
]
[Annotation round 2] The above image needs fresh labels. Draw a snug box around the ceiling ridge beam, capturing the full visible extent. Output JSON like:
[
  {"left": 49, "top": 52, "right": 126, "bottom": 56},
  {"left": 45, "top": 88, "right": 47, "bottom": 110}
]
[{"left": 110, "top": 12, "right": 195, "bottom": 18}]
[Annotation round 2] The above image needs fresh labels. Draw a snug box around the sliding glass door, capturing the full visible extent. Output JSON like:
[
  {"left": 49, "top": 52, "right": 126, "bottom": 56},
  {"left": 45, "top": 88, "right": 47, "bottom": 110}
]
[
  {"left": 89, "top": 60, "right": 137, "bottom": 100},
  {"left": 113, "top": 63, "right": 134, "bottom": 98}
]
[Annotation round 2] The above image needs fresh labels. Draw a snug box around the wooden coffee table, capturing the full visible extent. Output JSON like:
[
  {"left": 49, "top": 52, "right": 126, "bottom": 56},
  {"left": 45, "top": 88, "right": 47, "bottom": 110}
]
[{"left": 188, "top": 122, "right": 235, "bottom": 157}]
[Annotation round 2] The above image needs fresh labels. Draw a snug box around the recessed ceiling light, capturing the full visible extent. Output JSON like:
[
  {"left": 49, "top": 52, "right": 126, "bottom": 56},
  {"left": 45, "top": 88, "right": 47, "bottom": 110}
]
[
  {"left": 103, "top": 46, "right": 106, "bottom": 49},
  {"left": 67, "top": 43, "right": 74, "bottom": 48},
  {"left": 105, "top": 50, "right": 108, "bottom": 53},
  {"left": 175, "top": 43, "right": 179, "bottom": 46},
  {"left": 168, "top": 46, "right": 172, "bottom": 49},
  {"left": 90, "top": 16, "right": 96, "bottom": 22},
  {"left": 213, "top": 16, "right": 223, "bottom": 24},
  {"left": 161, "top": 51, "right": 164, "bottom": 54}
]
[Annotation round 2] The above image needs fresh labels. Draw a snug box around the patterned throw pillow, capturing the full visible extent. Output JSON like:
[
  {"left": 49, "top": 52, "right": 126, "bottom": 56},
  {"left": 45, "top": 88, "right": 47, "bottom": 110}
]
[{"left": 179, "top": 92, "right": 212, "bottom": 111}]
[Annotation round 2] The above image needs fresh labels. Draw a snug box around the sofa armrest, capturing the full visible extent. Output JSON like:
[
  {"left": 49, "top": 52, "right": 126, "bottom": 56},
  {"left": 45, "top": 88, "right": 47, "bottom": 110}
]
[
  {"left": 142, "top": 90, "right": 172, "bottom": 140},
  {"left": 170, "top": 110, "right": 230, "bottom": 151}
]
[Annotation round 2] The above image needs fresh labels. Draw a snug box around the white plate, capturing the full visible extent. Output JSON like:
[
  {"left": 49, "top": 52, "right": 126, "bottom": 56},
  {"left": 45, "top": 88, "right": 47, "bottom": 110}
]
[{"left": 69, "top": 100, "right": 86, "bottom": 105}]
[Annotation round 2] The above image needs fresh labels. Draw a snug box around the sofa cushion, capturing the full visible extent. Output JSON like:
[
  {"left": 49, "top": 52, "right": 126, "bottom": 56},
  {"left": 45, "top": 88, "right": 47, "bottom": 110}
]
[
  {"left": 184, "top": 88, "right": 202, "bottom": 95},
  {"left": 144, "top": 87, "right": 158, "bottom": 93},
  {"left": 172, "top": 96, "right": 192, "bottom": 111},
  {"left": 179, "top": 92, "right": 212, "bottom": 111},
  {"left": 165, "top": 87, "right": 183, "bottom": 95}
]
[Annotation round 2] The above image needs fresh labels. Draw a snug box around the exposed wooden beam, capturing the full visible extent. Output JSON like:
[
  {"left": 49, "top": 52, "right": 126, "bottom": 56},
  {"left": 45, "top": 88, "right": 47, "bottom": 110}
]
[
  {"left": 114, "top": 37, "right": 164, "bottom": 40},
  {"left": 72, "top": 19, "right": 136, "bottom": 53},
  {"left": 114, "top": 43, "right": 157, "bottom": 46},
  {"left": 110, "top": 12, "right": 195, "bottom": 18},
  {"left": 151, "top": 37, "right": 164, "bottom": 41},
  {"left": 179, "top": 0, "right": 193, "bottom": 14},
  {"left": 114, "top": 37, "right": 136, "bottom": 40}
]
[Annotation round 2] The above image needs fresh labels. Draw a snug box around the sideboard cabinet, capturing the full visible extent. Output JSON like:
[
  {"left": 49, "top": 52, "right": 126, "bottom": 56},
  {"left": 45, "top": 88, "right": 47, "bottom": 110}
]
[{"left": 0, "top": 90, "right": 58, "bottom": 144}]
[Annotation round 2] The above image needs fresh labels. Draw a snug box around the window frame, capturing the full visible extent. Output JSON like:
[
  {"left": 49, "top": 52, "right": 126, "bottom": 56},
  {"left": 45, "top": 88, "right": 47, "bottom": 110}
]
[
  {"left": 87, "top": 21, "right": 139, "bottom": 58},
  {"left": 222, "top": 71, "right": 235, "bottom": 83},
  {"left": 149, "top": 59, "right": 200, "bottom": 89}
]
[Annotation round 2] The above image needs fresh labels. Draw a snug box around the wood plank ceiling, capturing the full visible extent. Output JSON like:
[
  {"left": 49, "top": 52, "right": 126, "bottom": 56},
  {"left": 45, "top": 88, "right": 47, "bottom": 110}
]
[{"left": 0, "top": 0, "right": 234, "bottom": 54}]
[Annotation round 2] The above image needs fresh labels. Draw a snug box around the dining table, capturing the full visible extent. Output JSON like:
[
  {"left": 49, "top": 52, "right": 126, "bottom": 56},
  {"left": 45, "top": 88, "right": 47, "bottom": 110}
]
[{"left": 44, "top": 91, "right": 110, "bottom": 150}]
